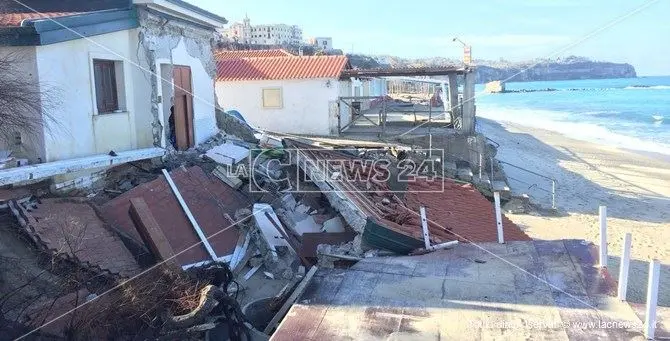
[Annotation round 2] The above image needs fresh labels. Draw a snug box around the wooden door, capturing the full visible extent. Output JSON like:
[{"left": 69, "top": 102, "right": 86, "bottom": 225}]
[{"left": 173, "top": 66, "right": 194, "bottom": 150}]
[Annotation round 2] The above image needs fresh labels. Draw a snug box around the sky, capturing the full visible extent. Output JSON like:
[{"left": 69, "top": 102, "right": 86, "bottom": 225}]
[{"left": 188, "top": 0, "right": 670, "bottom": 76}]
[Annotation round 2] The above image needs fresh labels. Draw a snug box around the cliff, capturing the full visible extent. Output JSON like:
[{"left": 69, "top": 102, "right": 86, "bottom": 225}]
[{"left": 347, "top": 54, "right": 637, "bottom": 83}]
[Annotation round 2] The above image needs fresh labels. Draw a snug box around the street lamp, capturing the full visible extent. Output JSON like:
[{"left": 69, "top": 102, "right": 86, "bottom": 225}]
[{"left": 452, "top": 37, "right": 472, "bottom": 65}]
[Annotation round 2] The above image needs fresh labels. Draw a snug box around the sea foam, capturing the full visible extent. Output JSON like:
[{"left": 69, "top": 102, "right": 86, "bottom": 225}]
[{"left": 478, "top": 106, "right": 670, "bottom": 156}]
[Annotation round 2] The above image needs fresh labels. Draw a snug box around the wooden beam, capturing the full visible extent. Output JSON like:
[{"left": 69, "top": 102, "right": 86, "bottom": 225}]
[
  {"left": 263, "top": 266, "right": 318, "bottom": 334},
  {"left": 129, "top": 197, "right": 178, "bottom": 267}
]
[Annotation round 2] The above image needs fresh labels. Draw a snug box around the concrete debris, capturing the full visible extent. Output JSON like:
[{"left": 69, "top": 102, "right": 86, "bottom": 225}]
[
  {"left": 204, "top": 142, "right": 250, "bottom": 166},
  {"left": 212, "top": 165, "right": 243, "bottom": 189},
  {"left": 293, "top": 216, "right": 321, "bottom": 235},
  {"left": 503, "top": 195, "right": 533, "bottom": 214},
  {"left": 322, "top": 216, "right": 345, "bottom": 233},
  {"left": 252, "top": 204, "right": 292, "bottom": 252},
  {"left": 243, "top": 265, "right": 262, "bottom": 281},
  {"left": 215, "top": 109, "right": 259, "bottom": 143},
  {"left": 259, "top": 133, "right": 283, "bottom": 148}
]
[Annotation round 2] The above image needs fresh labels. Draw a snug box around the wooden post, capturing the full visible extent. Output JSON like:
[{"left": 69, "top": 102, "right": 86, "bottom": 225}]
[
  {"left": 617, "top": 232, "right": 632, "bottom": 301},
  {"left": 493, "top": 192, "right": 504, "bottom": 244},
  {"left": 419, "top": 206, "right": 431, "bottom": 249},
  {"left": 644, "top": 259, "right": 660, "bottom": 339},
  {"left": 599, "top": 205, "right": 608, "bottom": 268}
]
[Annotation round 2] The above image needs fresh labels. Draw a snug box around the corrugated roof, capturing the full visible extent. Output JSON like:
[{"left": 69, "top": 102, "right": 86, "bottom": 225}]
[
  {"left": 216, "top": 55, "right": 349, "bottom": 81},
  {"left": 0, "top": 12, "right": 78, "bottom": 27},
  {"left": 215, "top": 49, "right": 294, "bottom": 60}
]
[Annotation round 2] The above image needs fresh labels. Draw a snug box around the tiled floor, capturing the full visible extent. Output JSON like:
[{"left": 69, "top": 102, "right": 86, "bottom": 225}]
[{"left": 271, "top": 240, "right": 650, "bottom": 340}]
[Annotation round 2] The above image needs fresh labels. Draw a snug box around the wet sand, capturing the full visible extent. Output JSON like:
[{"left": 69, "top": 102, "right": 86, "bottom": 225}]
[{"left": 478, "top": 117, "right": 670, "bottom": 306}]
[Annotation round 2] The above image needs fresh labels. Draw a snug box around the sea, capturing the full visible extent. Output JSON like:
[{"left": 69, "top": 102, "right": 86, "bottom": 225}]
[{"left": 475, "top": 76, "right": 670, "bottom": 156}]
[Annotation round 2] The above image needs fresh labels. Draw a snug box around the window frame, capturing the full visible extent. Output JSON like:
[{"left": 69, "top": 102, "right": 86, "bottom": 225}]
[
  {"left": 261, "top": 87, "right": 283, "bottom": 109},
  {"left": 88, "top": 52, "right": 128, "bottom": 116},
  {"left": 92, "top": 59, "right": 119, "bottom": 114}
]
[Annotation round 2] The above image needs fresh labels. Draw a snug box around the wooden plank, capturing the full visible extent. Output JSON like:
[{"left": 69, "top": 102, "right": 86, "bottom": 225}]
[
  {"left": 129, "top": 197, "right": 178, "bottom": 267},
  {"left": 270, "top": 305, "right": 328, "bottom": 341},
  {"left": 264, "top": 266, "right": 318, "bottom": 334}
]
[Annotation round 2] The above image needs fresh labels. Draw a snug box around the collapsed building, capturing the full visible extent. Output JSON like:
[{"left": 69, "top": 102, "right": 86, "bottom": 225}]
[{"left": 0, "top": 2, "right": 626, "bottom": 336}]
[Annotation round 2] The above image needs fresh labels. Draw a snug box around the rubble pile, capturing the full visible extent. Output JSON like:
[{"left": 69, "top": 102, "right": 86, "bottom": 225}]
[{"left": 0, "top": 121, "right": 531, "bottom": 339}]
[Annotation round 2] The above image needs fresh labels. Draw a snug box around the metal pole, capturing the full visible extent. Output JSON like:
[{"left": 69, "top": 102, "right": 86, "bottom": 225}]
[
  {"left": 599, "top": 206, "right": 608, "bottom": 268},
  {"left": 644, "top": 259, "right": 660, "bottom": 339},
  {"left": 419, "top": 206, "right": 431, "bottom": 249},
  {"left": 617, "top": 233, "right": 632, "bottom": 301},
  {"left": 494, "top": 192, "right": 504, "bottom": 244}
]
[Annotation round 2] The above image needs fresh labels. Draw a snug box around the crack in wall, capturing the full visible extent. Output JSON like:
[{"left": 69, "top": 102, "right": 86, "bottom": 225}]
[{"left": 136, "top": 8, "right": 217, "bottom": 147}]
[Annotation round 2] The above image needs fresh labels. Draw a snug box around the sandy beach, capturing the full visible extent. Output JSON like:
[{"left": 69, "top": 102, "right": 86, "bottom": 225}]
[{"left": 477, "top": 117, "right": 670, "bottom": 306}]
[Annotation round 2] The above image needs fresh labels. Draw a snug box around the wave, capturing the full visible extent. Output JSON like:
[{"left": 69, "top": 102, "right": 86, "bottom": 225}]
[
  {"left": 499, "top": 85, "right": 670, "bottom": 93},
  {"left": 624, "top": 85, "right": 670, "bottom": 90},
  {"left": 478, "top": 106, "right": 670, "bottom": 156}
]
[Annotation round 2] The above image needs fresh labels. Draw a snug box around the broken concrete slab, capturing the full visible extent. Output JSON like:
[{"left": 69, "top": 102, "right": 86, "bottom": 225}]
[
  {"left": 322, "top": 216, "right": 345, "bottom": 233},
  {"left": 205, "top": 142, "right": 250, "bottom": 166},
  {"left": 252, "top": 204, "right": 292, "bottom": 252},
  {"left": 0, "top": 147, "right": 164, "bottom": 186},
  {"left": 292, "top": 216, "right": 321, "bottom": 236}
]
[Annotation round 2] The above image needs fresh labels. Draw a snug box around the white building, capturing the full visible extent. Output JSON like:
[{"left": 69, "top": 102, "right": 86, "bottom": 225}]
[
  {"left": 0, "top": 0, "right": 227, "bottom": 185},
  {"left": 215, "top": 53, "right": 352, "bottom": 135},
  {"left": 308, "top": 37, "right": 333, "bottom": 50},
  {"left": 222, "top": 15, "right": 302, "bottom": 45}
]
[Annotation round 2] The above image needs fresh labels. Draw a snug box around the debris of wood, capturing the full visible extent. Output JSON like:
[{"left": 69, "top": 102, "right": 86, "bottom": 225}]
[
  {"left": 263, "top": 266, "right": 318, "bottom": 334},
  {"left": 129, "top": 197, "right": 178, "bottom": 267}
]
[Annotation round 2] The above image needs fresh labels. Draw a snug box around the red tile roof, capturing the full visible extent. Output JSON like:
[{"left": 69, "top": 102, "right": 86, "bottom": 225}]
[
  {"left": 282, "top": 139, "right": 530, "bottom": 246},
  {"left": 100, "top": 166, "right": 250, "bottom": 267},
  {"left": 215, "top": 49, "right": 294, "bottom": 60},
  {"left": 404, "top": 180, "right": 531, "bottom": 243},
  {"left": 0, "top": 12, "right": 78, "bottom": 27},
  {"left": 216, "top": 55, "right": 350, "bottom": 81}
]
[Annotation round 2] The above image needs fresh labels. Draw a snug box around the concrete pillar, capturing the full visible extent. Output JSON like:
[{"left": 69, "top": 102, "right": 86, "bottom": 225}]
[
  {"left": 461, "top": 71, "right": 476, "bottom": 134},
  {"left": 447, "top": 73, "right": 459, "bottom": 119}
]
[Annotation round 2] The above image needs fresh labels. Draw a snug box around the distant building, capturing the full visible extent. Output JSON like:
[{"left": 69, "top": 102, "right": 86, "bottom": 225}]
[
  {"left": 222, "top": 15, "right": 302, "bottom": 45},
  {"left": 308, "top": 37, "right": 333, "bottom": 50},
  {"left": 484, "top": 80, "right": 505, "bottom": 93},
  {"left": 215, "top": 51, "right": 353, "bottom": 135}
]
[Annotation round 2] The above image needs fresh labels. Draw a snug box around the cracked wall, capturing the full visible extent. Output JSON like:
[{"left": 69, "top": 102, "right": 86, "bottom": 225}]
[{"left": 135, "top": 8, "right": 218, "bottom": 148}]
